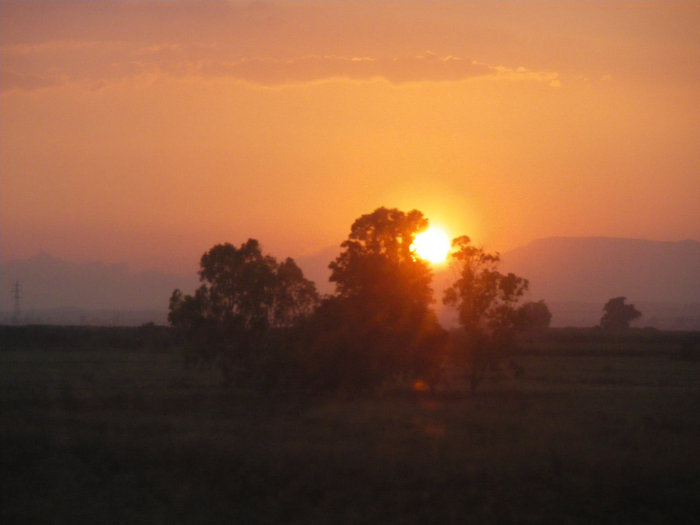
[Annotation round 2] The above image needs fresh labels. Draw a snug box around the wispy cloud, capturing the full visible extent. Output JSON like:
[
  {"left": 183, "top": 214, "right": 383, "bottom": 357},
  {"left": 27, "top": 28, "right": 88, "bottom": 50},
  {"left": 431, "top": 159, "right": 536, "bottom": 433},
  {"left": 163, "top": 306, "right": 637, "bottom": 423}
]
[
  {"left": 205, "top": 53, "right": 494, "bottom": 85},
  {"left": 0, "top": 70, "right": 60, "bottom": 91},
  {"left": 0, "top": 43, "right": 561, "bottom": 92},
  {"left": 494, "top": 66, "right": 562, "bottom": 88}
]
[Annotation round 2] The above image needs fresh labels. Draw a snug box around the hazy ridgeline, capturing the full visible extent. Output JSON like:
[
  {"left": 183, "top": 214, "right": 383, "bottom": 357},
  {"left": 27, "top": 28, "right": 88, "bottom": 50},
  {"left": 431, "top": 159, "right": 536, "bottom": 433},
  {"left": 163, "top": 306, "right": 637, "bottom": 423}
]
[
  {"left": 1, "top": 325, "right": 699, "bottom": 524},
  {"left": 3, "top": 238, "right": 699, "bottom": 329}
]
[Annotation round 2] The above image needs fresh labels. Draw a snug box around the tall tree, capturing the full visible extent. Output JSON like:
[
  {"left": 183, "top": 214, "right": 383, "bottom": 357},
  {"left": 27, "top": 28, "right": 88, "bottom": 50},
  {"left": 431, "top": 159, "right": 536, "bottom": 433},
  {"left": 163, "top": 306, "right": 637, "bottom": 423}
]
[
  {"left": 443, "top": 236, "right": 530, "bottom": 394},
  {"left": 322, "top": 207, "right": 446, "bottom": 389}
]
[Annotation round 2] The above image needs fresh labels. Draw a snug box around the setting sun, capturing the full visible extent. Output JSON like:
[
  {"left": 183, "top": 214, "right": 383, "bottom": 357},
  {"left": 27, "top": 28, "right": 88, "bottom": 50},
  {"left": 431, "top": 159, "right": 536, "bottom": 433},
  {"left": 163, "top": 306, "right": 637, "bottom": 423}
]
[{"left": 412, "top": 227, "right": 451, "bottom": 264}]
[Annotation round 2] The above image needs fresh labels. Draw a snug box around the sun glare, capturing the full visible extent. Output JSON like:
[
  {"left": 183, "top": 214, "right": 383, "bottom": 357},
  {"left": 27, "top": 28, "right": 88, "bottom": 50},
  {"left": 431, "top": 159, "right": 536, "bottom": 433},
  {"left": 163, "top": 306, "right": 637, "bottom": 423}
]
[{"left": 412, "top": 227, "right": 451, "bottom": 264}]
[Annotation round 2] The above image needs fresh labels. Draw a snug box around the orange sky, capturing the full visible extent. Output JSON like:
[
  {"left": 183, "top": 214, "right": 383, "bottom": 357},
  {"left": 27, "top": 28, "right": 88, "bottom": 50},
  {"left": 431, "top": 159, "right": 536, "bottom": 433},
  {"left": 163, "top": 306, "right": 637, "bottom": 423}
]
[{"left": 1, "top": 1, "right": 698, "bottom": 275}]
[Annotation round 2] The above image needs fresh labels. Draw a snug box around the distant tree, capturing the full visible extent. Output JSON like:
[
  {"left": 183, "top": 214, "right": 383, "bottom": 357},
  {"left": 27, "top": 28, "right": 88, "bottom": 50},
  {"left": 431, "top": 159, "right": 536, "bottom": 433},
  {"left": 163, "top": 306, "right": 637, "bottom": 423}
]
[
  {"left": 443, "top": 236, "right": 530, "bottom": 394},
  {"left": 600, "top": 296, "right": 641, "bottom": 330},
  {"left": 517, "top": 300, "right": 552, "bottom": 333},
  {"left": 319, "top": 207, "right": 446, "bottom": 390},
  {"left": 168, "top": 239, "right": 318, "bottom": 375}
]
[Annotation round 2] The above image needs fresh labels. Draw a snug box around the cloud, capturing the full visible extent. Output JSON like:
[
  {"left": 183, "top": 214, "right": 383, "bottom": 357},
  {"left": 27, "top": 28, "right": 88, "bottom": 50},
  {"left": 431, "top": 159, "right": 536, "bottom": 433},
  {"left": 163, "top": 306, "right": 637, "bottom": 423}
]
[
  {"left": 0, "top": 70, "right": 61, "bottom": 91},
  {"left": 198, "top": 52, "right": 495, "bottom": 85},
  {"left": 493, "top": 66, "right": 562, "bottom": 88},
  {"left": 0, "top": 42, "right": 559, "bottom": 92}
]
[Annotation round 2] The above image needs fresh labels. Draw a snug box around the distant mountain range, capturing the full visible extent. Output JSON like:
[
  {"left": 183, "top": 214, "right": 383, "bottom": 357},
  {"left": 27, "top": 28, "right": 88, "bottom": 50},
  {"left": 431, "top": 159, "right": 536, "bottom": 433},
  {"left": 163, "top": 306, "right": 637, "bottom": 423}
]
[
  {"left": 499, "top": 237, "right": 700, "bottom": 304},
  {"left": 498, "top": 237, "right": 700, "bottom": 329},
  {"left": 0, "top": 252, "right": 197, "bottom": 325},
  {"left": 1, "top": 238, "right": 698, "bottom": 327}
]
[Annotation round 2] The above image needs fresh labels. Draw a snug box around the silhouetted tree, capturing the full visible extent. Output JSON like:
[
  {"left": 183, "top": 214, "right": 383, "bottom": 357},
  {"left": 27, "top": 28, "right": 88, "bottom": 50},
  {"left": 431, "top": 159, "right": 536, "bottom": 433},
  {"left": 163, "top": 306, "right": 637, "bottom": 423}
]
[
  {"left": 329, "top": 207, "right": 432, "bottom": 304},
  {"left": 317, "top": 207, "right": 446, "bottom": 391},
  {"left": 443, "top": 236, "right": 530, "bottom": 394},
  {"left": 517, "top": 300, "right": 552, "bottom": 333},
  {"left": 168, "top": 239, "right": 318, "bottom": 377},
  {"left": 600, "top": 296, "right": 641, "bottom": 330}
]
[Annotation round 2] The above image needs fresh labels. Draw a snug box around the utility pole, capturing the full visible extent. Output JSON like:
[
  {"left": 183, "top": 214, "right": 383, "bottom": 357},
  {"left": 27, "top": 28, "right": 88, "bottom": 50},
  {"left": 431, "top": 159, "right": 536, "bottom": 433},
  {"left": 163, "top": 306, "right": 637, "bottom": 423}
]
[{"left": 12, "top": 281, "right": 21, "bottom": 324}]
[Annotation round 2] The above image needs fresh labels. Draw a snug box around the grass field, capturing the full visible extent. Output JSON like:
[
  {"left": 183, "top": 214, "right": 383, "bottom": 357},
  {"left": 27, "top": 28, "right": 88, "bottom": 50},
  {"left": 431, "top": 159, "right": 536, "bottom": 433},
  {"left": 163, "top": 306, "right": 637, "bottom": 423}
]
[{"left": 1, "top": 331, "right": 699, "bottom": 524}]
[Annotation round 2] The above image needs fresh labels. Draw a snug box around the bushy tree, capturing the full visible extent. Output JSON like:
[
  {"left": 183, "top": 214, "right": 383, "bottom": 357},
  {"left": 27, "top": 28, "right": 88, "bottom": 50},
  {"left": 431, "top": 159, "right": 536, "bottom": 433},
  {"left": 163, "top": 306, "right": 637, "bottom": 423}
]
[
  {"left": 600, "top": 296, "right": 641, "bottom": 330},
  {"left": 443, "top": 236, "right": 530, "bottom": 394},
  {"left": 168, "top": 239, "right": 318, "bottom": 375},
  {"left": 517, "top": 300, "right": 552, "bottom": 334},
  {"left": 317, "top": 207, "right": 446, "bottom": 391},
  {"left": 329, "top": 207, "right": 433, "bottom": 304}
]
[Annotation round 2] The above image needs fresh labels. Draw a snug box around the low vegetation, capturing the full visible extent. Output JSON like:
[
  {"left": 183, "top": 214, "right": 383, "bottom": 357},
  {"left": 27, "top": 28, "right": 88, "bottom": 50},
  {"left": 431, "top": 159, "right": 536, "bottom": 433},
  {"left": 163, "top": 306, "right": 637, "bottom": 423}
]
[{"left": 1, "top": 327, "right": 699, "bottom": 523}]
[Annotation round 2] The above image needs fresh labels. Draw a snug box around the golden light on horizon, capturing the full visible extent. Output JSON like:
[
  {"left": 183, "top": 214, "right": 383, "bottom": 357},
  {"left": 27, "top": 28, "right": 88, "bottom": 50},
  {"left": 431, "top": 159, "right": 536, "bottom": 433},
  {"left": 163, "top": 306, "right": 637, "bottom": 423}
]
[
  {"left": 412, "top": 227, "right": 451, "bottom": 264},
  {"left": 1, "top": 1, "right": 698, "bottom": 275}
]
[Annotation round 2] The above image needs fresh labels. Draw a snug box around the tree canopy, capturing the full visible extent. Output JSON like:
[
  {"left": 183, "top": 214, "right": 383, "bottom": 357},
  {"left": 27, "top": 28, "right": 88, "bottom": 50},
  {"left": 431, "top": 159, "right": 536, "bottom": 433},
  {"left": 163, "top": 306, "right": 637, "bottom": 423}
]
[
  {"left": 444, "top": 236, "right": 529, "bottom": 335},
  {"left": 517, "top": 300, "right": 552, "bottom": 334},
  {"left": 168, "top": 239, "right": 318, "bottom": 368},
  {"left": 329, "top": 207, "right": 433, "bottom": 306},
  {"left": 600, "top": 296, "right": 641, "bottom": 330},
  {"left": 443, "top": 235, "right": 532, "bottom": 393}
]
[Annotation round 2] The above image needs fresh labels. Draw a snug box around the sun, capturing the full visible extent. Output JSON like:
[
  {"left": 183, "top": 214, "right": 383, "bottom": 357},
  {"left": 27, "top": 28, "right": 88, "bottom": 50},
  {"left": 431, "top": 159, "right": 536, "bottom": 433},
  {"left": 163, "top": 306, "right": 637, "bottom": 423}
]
[{"left": 412, "top": 226, "right": 451, "bottom": 264}]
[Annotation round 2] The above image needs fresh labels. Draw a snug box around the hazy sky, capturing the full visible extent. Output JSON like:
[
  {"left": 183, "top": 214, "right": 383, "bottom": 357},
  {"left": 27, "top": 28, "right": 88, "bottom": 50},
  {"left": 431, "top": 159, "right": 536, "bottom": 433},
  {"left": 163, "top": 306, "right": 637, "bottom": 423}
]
[{"left": 2, "top": 1, "right": 698, "bottom": 275}]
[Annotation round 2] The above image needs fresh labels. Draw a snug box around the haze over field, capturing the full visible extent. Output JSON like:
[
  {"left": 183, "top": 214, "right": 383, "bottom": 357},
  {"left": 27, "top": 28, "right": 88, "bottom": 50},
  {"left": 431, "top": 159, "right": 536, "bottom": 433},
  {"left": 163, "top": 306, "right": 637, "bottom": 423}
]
[
  {"left": 2, "top": 238, "right": 698, "bottom": 328},
  {"left": 500, "top": 238, "right": 700, "bottom": 305},
  {"left": 1, "top": 1, "right": 698, "bottom": 282}
]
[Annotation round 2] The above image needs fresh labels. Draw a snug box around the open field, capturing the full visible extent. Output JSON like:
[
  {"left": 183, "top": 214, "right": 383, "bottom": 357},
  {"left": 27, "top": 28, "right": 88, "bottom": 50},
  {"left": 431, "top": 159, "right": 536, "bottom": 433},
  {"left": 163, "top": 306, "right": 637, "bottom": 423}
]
[{"left": 1, "top": 328, "right": 700, "bottom": 524}]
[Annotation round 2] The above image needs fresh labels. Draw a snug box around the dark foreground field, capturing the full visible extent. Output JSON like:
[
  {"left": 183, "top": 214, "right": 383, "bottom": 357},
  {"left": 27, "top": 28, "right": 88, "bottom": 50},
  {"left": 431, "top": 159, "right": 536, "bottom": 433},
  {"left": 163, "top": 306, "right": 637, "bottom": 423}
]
[{"left": 1, "top": 328, "right": 699, "bottom": 524}]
